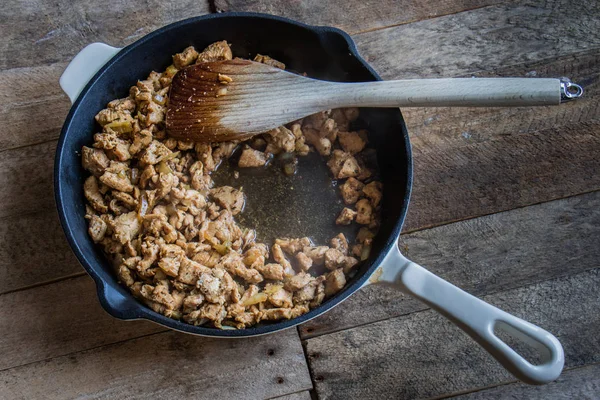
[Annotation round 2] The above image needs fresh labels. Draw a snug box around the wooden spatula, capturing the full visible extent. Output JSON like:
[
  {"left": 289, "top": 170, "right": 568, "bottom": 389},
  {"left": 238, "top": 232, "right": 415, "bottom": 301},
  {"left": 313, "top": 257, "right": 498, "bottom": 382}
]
[{"left": 166, "top": 59, "right": 583, "bottom": 142}]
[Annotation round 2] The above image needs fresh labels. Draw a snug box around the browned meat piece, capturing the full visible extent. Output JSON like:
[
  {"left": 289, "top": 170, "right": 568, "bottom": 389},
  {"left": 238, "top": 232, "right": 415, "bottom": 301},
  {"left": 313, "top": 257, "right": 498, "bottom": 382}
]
[
  {"left": 336, "top": 207, "right": 356, "bottom": 225},
  {"left": 303, "top": 111, "right": 329, "bottom": 131},
  {"left": 356, "top": 227, "right": 375, "bottom": 245},
  {"left": 261, "top": 305, "right": 309, "bottom": 321},
  {"left": 355, "top": 199, "right": 373, "bottom": 225},
  {"left": 138, "top": 165, "right": 157, "bottom": 188},
  {"left": 110, "top": 211, "right": 140, "bottom": 245},
  {"left": 330, "top": 109, "right": 350, "bottom": 131},
  {"left": 84, "top": 176, "right": 108, "bottom": 213},
  {"left": 195, "top": 143, "right": 216, "bottom": 172},
  {"left": 338, "top": 131, "right": 367, "bottom": 154},
  {"left": 108, "top": 97, "right": 136, "bottom": 113},
  {"left": 177, "top": 257, "right": 211, "bottom": 285},
  {"left": 253, "top": 54, "right": 286, "bottom": 69},
  {"left": 327, "top": 150, "right": 361, "bottom": 179},
  {"left": 144, "top": 214, "right": 178, "bottom": 243},
  {"left": 363, "top": 181, "right": 383, "bottom": 207},
  {"left": 330, "top": 233, "right": 348, "bottom": 255},
  {"left": 243, "top": 243, "right": 268, "bottom": 266},
  {"left": 93, "top": 132, "right": 131, "bottom": 161},
  {"left": 155, "top": 172, "right": 179, "bottom": 199},
  {"left": 87, "top": 215, "right": 107, "bottom": 242},
  {"left": 217, "top": 252, "right": 264, "bottom": 284},
  {"left": 210, "top": 186, "right": 245, "bottom": 215},
  {"left": 192, "top": 250, "right": 221, "bottom": 267},
  {"left": 274, "top": 237, "right": 311, "bottom": 254},
  {"left": 302, "top": 246, "right": 329, "bottom": 266},
  {"left": 139, "top": 140, "right": 172, "bottom": 165},
  {"left": 82, "top": 146, "right": 110, "bottom": 176},
  {"left": 95, "top": 108, "right": 133, "bottom": 126},
  {"left": 238, "top": 147, "right": 268, "bottom": 167},
  {"left": 340, "top": 177, "right": 364, "bottom": 205},
  {"left": 117, "top": 264, "right": 135, "bottom": 287},
  {"left": 284, "top": 272, "right": 312, "bottom": 291},
  {"left": 213, "top": 142, "right": 238, "bottom": 164},
  {"left": 303, "top": 128, "right": 331, "bottom": 156},
  {"left": 324, "top": 248, "right": 346, "bottom": 270},
  {"left": 293, "top": 276, "right": 325, "bottom": 303},
  {"left": 112, "top": 191, "right": 137, "bottom": 209},
  {"left": 173, "top": 46, "right": 199, "bottom": 68},
  {"left": 265, "top": 126, "right": 295, "bottom": 154},
  {"left": 183, "top": 293, "right": 205, "bottom": 313},
  {"left": 158, "top": 244, "right": 185, "bottom": 277},
  {"left": 255, "top": 262, "right": 285, "bottom": 280},
  {"left": 325, "top": 269, "right": 346, "bottom": 297},
  {"left": 196, "top": 271, "right": 226, "bottom": 304},
  {"left": 198, "top": 303, "right": 227, "bottom": 327},
  {"left": 344, "top": 108, "right": 360, "bottom": 122},
  {"left": 295, "top": 252, "right": 313, "bottom": 272},
  {"left": 272, "top": 244, "right": 295, "bottom": 276},
  {"left": 100, "top": 170, "right": 133, "bottom": 193},
  {"left": 129, "top": 129, "right": 153, "bottom": 155},
  {"left": 197, "top": 41, "right": 233, "bottom": 63},
  {"left": 268, "top": 286, "right": 293, "bottom": 308},
  {"left": 343, "top": 256, "right": 359, "bottom": 273}
]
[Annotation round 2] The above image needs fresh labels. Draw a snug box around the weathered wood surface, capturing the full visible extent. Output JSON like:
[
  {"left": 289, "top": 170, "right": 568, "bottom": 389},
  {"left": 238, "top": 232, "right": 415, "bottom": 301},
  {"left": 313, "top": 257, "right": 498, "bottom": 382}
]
[
  {"left": 0, "top": 209, "right": 82, "bottom": 294},
  {"left": 0, "top": 63, "right": 69, "bottom": 151},
  {"left": 0, "top": 275, "right": 162, "bottom": 371},
  {"left": 214, "top": 0, "right": 502, "bottom": 35},
  {"left": 0, "top": 327, "right": 312, "bottom": 400},
  {"left": 0, "top": 1, "right": 211, "bottom": 71},
  {"left": 306, "top": 268, "right": 600, "bottom": 399},
  {"left": 300, "top": 191, "right": 600, "bottom": 337},
  {"left": 451, "top": 364, "right": 600, "bottom": 399},
  {"left": 270, "top": 391, "right": 313, "bottom": 400},
  {"left": 354, "top": 0, "right": 600, "bottom": 79}
]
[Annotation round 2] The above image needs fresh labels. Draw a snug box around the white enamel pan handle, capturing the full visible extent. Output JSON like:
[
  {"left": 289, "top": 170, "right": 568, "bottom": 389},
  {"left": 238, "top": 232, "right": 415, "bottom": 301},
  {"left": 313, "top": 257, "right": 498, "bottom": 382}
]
[
  {"left": 60, "top": 43, "right": 122, "bottom": 103},
  {"left": 370, "top": 245, "right": 564, "bottom": 385}
]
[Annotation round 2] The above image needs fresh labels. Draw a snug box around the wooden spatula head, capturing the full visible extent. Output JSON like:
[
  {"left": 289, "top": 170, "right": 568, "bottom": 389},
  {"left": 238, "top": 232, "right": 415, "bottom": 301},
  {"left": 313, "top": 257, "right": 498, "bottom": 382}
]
[{"left": 166, "top": 59, "right": 325, "bottom": 142}]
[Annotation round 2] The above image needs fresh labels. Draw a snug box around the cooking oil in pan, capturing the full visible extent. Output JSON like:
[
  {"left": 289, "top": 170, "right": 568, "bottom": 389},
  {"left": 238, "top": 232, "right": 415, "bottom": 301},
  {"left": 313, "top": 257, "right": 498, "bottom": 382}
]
[{"left": 212, "top": 149, "right": 359, "bottom": 245}]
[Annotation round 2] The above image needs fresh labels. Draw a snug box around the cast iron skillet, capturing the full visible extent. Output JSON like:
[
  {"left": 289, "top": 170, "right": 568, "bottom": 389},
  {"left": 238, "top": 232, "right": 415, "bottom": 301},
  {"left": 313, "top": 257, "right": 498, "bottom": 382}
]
[{"left": 56, "top": 12, "right": 563, "bottom": 385}]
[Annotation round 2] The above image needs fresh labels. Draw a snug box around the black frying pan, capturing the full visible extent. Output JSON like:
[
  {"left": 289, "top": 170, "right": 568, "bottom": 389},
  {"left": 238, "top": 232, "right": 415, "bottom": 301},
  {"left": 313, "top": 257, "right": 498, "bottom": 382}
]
[{"left": 55, "top": 12, "right": 563, "bottom": 385}]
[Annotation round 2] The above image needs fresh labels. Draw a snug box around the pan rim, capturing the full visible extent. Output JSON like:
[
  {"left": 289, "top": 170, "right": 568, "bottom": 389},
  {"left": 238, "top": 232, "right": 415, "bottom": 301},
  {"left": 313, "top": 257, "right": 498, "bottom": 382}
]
[{"left": 54, "top": 11, "right": 413, "bottom": 337}]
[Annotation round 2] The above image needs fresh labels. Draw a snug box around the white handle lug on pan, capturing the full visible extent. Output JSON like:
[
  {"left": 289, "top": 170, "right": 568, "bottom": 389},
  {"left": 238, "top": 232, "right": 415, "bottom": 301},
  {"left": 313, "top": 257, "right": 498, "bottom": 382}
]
[
  {"left": 367, "top": 245, "right": 564, "bottom": 385},
  {"left": 59, "top": 43, "right": 122, "bottom": 104}
]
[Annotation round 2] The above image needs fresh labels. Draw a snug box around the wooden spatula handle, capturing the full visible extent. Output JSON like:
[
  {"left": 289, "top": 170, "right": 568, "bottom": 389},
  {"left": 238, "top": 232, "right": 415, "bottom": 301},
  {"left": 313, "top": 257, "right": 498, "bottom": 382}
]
[{"left": 330, "top": 78, "right": 579, "bottom": 108}]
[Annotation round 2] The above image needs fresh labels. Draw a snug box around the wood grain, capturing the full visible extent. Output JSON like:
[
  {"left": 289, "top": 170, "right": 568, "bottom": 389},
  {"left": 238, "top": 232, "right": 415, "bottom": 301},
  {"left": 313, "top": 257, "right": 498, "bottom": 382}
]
[
  {"left": 0, "top": 140, "right": 55, "bottom": 220},
  {"left": 0, "top": 0, "right": 211, "bottom": 71},
  {"left": 214, "top": 0, "right": 503, "bottom": 35},
  {"left": 450, "top": 363, "right": 600, "bottom": 399},
  {"left": 0, "top": 63, "right": 70, "bottom": 151},
  {"left": 0, "top": 275, "right": 162, "bottom": 371},
  {"left": 354, "top": 0, "right": 600, "bottom": 79},
  {"left": 306, "top": 268, "right": 600, "bottom": 400},
  {"left": 0, "top": 327, "right": 312, "bottom": 400},
  {"left": 270, "top": 391, "right": 313, "bottom": 400},
  {"left": 0, "top": 209, "right": 82, "bottom": 295},
  {"left": 300, "top": 190, "right": 600, "bottom": 337}
]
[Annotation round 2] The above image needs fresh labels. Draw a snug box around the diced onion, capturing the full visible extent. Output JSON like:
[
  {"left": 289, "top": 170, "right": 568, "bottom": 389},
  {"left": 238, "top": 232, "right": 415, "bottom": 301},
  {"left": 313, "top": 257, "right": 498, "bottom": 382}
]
[{"left": 242, "top": 293, "right": 268, "bottom": 306}]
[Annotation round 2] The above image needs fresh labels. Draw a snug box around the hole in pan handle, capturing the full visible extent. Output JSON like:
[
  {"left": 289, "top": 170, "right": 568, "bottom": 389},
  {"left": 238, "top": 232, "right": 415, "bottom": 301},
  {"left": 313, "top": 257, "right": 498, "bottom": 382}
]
[
  {"left": 60, "top": 43, "right": 122, "bottom": 104},
  {"left": 371, "top": 245, "right": 564, "bottom": 385}
]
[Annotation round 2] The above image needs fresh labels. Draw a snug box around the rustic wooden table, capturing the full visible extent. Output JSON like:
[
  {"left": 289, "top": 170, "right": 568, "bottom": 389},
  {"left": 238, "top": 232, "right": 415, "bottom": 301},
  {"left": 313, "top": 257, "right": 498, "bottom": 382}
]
[{"left": 1, "top": 0, "right": 599, "bottom": 399}]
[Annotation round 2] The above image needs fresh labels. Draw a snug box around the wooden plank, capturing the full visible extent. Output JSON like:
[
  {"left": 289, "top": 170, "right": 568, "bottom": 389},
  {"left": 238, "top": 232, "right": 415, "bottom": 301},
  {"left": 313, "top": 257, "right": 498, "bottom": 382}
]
[
  {"left": 0, "top": 327, "right": 312, "bottom": 400},
  {"left": 0, "top": 275, "right": 162, "bottom": 371},
  {"left": 0, "top": 209, "right": 82, "bottom": 295},
  {"left": 0, "top": 140, "right": 55, "bottom": 220},
  {"left": 0, "top": 0, "right": 211, "bottom": 71},
  {"left": 300, "top": 190, "right": 600, "bottom": 337},
  {"left": 354, "top": 0, "right": 600, "bottom": 79},
  {"left": 270, "top": 391, "right": 313, "bottom": 400},
  {"left": 306, "top": 268, "right": 600, "bottom": 400},
  {"left": 0, "top": 63, "right": 70, "bottom": 151},
  {"left": 449, "top": 364, "right": 600, "bottom": 399},
  {"left": 213, "top": 0, "right": 503, "bottom": 35}
]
